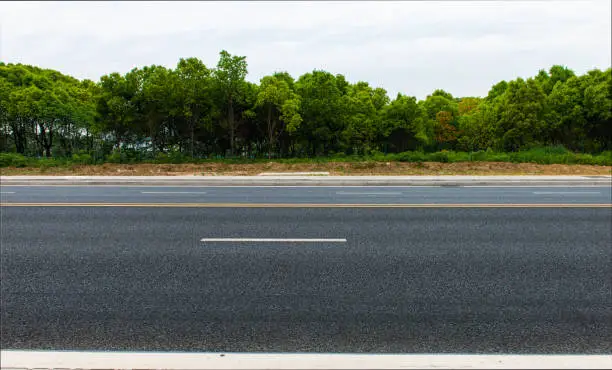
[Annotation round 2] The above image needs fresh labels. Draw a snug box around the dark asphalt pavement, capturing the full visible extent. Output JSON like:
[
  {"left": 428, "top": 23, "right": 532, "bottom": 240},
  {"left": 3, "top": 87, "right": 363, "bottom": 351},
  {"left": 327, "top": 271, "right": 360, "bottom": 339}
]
[
  {"left": 1, "top": 205, "right": 611, "bottom": 353},
  {"left": 1, "top": 185, "right": 611, "bottom": 204}
]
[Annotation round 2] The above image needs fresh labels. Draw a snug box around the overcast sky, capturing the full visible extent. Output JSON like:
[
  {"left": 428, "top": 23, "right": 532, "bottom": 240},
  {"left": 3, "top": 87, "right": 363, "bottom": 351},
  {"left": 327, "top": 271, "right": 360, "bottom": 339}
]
[{"left": 0, "top": 1, "right": 610, "bottom": 99}]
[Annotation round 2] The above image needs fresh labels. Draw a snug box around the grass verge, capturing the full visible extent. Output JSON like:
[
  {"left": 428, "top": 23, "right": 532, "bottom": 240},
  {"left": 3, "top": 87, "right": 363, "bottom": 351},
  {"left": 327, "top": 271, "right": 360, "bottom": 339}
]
[{"left": 1, "top": 147, "right": 611, "bottom": 176}]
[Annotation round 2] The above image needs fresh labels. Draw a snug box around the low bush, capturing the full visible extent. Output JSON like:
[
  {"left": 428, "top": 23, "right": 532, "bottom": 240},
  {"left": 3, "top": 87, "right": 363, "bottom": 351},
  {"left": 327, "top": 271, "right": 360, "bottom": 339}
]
[
  {"left": 427, "top": 151, "right": 450, "bottom": 163},
  {"left": 0, "top": 153, "right": 30, "bottom": 167},
  {"left": 396, "top": 151, "right": 427, "bottom": 162},
  {"left": 1, "top": 145, "right": 611, "bottom": 168},
  {"left": 71, "top": 152, "right": 95, "bottom": 165},
  {"left": 154, "top": 151, "right": 190, "bottom": 164}
]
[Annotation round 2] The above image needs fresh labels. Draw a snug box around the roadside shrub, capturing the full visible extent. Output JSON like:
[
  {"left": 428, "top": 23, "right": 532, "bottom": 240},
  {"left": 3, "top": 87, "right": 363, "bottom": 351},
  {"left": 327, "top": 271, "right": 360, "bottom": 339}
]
[
  {"left": 595, "top": 151, "right": 612, "bottom": 166},
  {"left": 370, "top": 152, "right": 398, "bottom": 162},
  {"left": 487, "top": 153, "right": 511, "bottom": 162},
  {"left": 574, "top": 153, "right": 612, "bottom": 166},
  {"left": 469, "top": 151, "right": 488, "bottom": 162},
  {"left": 106, "top": 150, "right": 122, "bottom": 164},
  {"left": 427, "top": 151, "right": 449, "bottom": 163},
  {"left": 0, "top": 153, "right": 30, "bottom": 167},
  {"left": 105, "top": 148, "right": 142, "bottom": 164},
  {"left": 368, "top": 151, "right": 387, "bottom": 162},
  {"left": 543, "top": 145, "right": 571, "bottom": 155},
  {"left": 2, "top": 146, "right": 611, "bottom": 168},
  {"left": 328, "top": 153, "right": 349, "bottom": 161},
  {"left": 396, "top": 151, "right": 426, "bottom": 162},
  {"left": 154, "top": 151, "right": 189, "bottom": 164},
  {"left": 71, "top": 152, "right": 95, "bottom": 165},
  {"left": 36, "top": 157, "right": 62, "bottom": 169},
  {"left": 509, "top": 146, "right": 573, "bottom": 165},
  {"left": 446, "top": 151, "right": 471, "bottom": 162}
]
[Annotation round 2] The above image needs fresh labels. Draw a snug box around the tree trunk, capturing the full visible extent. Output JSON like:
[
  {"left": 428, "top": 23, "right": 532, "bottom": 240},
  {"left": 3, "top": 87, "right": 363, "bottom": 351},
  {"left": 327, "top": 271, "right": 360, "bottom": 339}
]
[
  {"left": 116, "top": 131, "right": 122, "bottom": 163},
  {"left": 267, "top": 104, "right": 273, "bottom": 159},
  {"left": 48, "top": 123, "right": 53, "bottom": 157},
  {"left": 37, "top": 122, "right": 54, "bottom": 158},
  {"left": 33, "top": 122, "right": 43, "bottom": 157},
  {"left": 228, "top": 96, "right": 235, "bottom": 156},
  {"left": 190, "top": 118, "right": 195, "bottom": 159},
  {"left": 11, "top": 120, "right": 26, "bottom": 154}
]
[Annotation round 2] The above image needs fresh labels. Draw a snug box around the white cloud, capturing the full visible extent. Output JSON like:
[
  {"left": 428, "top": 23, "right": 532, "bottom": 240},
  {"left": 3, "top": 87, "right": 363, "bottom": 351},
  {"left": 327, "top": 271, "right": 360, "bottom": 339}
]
[{"left": 1, "top": 0, "right": 610, "bottom": 99}]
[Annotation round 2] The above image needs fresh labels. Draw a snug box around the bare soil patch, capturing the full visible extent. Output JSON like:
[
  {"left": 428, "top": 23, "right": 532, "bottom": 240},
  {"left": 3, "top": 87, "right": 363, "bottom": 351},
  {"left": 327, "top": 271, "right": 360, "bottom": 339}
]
[{"left": 2, "top": 161, "right": 611, "bottom": 176}]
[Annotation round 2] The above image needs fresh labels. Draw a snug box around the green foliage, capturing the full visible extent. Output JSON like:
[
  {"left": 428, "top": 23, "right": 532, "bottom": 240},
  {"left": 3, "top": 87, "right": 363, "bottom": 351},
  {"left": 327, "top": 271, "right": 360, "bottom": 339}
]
[
  {"left": 154, "top": 151, "right": 190, "bottom": 164},
  {"left": 3, "top": 147, "right": 611, "bottom": 168},
  {"left": 0, "top": 153, "right": 30, "bottom": 167},
  {"left": 71, "top": 152, "right": 95, "bottom": 165},
  {"left": 105, "top": 148, "right": 144, "bottom": 164},
  {"left": 427, "top": 151, "right": 450, "bottom": 163},
  {"left": 0, "top": 57, "right": 610, "bottom": 164},
  {"left": 105, "top": 150, "right": 123, "bottom": 164},
  {"left": 394, "top": 151, "right": 427, "bottom": 162}
]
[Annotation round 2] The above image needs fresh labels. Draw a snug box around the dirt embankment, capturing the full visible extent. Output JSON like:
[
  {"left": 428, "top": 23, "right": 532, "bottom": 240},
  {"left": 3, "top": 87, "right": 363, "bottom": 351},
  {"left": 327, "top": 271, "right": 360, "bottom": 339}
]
[{"left": 1, "top": 161, "right": 611, "bottom": 176}]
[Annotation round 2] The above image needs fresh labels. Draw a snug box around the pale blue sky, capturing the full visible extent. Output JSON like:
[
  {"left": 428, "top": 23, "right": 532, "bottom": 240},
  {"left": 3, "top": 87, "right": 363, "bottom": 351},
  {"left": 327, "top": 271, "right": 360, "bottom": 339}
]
[{"left": 1, "top": 1, "right": 610, "bottom": 99}]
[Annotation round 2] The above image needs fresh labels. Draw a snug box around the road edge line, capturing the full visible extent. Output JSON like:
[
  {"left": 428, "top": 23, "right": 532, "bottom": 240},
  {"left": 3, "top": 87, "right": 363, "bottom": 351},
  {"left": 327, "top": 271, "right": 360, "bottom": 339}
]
[{"left": 2, "top": 351, "right": 612, "bottom": 370}]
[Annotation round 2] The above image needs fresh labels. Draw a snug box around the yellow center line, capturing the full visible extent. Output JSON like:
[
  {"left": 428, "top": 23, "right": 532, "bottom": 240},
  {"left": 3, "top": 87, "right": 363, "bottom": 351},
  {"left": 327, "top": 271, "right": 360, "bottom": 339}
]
[{"left": 0, "top": 202, "right": 610, "bottom": 208}]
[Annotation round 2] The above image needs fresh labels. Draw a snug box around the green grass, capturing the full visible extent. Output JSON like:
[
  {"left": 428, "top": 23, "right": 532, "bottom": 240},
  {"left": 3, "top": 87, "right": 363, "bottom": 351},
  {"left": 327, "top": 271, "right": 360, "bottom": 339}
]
[{"left": 2, "top": 146, "right": 612, "bottom": 168}]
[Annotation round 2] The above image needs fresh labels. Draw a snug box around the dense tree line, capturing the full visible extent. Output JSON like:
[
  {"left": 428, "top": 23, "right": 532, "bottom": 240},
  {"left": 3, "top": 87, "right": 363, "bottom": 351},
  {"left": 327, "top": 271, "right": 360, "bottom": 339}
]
[{"left": 1, "top": 51, "right": 610, "bottom": 162}]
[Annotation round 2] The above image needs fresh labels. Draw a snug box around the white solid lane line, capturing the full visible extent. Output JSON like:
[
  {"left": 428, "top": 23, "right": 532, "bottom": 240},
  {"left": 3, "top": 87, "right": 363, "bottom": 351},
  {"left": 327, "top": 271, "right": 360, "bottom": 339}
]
[
  {"left": 2, "top": 351, "right": 611, "bottom": 370},
  {"left": 141, "top": 191, "right": 207, "bottom": 194},
  {"left": 336, "top": 191, "right": 402, "bottom": 195},
  {"left": 201, "top": 238, "right": 347, "bottom": 243},
  {"left": 533, "top": 191, "right": 602, "bottom": 195},
  {"left": 0, "top": 191, "right": 15, "bottom": 194}
]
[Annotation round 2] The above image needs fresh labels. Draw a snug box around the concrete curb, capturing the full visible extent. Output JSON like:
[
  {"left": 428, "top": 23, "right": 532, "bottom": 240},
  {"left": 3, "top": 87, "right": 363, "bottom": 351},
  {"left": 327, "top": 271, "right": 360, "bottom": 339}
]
[
  {"left": 2, "top": 351, "right": 611, "bottom": 370},
  {"left": 1, "top": 175, "right": 611, "bottom": 186}
]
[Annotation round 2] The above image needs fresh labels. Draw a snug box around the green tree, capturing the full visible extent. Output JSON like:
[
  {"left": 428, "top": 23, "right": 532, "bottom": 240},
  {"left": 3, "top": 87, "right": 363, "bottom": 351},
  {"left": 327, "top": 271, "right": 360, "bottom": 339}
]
[
  {"left": 95, "top": 72, "right": 138, "bottom": 156},
  {"left": 535, "top": 65, "right": 576, "bottom": 95},
  {"left": 582, "top": 68, "right": 612, "bottom": 151},
  {"left": 0, "top": 75, "right": 14, "bottom": 152},
  {"left": 495, "top": 77, "right": 548, "bottom": 151},
  {"left": 174, "top": 57, "right": 216, "bottom": 158},
  {"left": 214, "top": 50, "right": 248, "bottom": 156},
  {"left": 294, "top": 70, "right": 347, "bottom": 155},
  {"left": 422, "top": 91, "right": 459, "bottom": 149},
  {"left": 486, "top": 80, "right": 508, "bottom": 101},
  {"left": 340, "top": 81, "right": 388, "bottom": 154},
  {"left": 256, "top": 74, "right": 302, "bottom": 158},
  {"left": 456, "top": 100, "right": 496, "bottom": 152},
  {"left": 379, "top": 94, "right": 429, "bottom": 153},
  {"left": 1, "top": 58, "right": 610, "bottom": 161},
  {"left": 545, "top": 75, "right": 587, "bottom": 149}
]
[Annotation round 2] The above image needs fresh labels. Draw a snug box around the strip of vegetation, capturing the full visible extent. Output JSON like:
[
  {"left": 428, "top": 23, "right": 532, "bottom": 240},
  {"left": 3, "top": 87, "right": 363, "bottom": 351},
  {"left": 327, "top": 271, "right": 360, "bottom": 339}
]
[
  {"left": 1, "top": 54, "right": 611, "bottom": 165},
  {"left": 2, "top": 146, "right": 611, "bottom": 170}
]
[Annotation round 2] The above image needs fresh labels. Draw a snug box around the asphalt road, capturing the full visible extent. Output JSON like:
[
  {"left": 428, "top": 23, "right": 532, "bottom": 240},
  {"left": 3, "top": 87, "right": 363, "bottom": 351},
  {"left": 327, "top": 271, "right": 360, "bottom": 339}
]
[
  {"left": 1, "top": 185, "right": 611, "bottom": 204},
  {"left": 1, "top": 190, "right": 611, "bottom": 353}
]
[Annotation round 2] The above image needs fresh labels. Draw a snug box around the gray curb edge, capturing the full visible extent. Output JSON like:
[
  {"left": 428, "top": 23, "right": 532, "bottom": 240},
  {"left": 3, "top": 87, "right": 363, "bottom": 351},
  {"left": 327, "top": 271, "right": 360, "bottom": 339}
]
[{"left": 1, "top": 175, "right": 610, "bottom": 186}]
